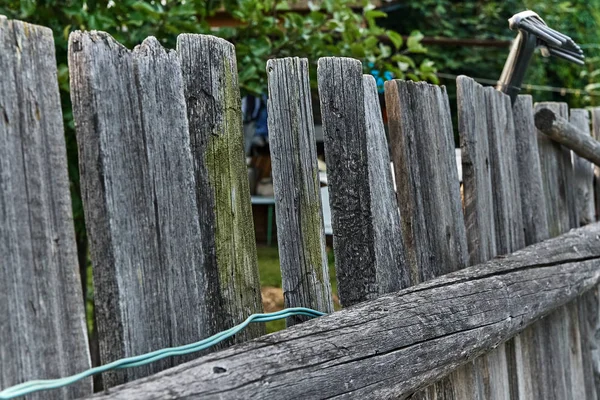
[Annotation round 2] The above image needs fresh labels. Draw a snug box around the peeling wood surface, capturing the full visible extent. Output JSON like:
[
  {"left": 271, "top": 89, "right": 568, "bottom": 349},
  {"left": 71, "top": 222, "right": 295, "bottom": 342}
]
[
  {"left": 92, "top": 223, "right": 600, "bottom": 400},
  {"left": 0, "top": 19, "right": 91, "bottom": 398},
  {"left": 266, "top": 57, "right": 333, "bottom": 325}
]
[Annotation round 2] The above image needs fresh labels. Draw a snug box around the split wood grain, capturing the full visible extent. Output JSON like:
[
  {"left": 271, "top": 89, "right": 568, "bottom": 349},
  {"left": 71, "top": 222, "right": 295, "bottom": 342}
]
[
  {"left": 317, "top": 57, "right": 409, "bottom": 306},
  {"left": 177, "top": 34, "right": 264, "bottom": 339},
  {"left": 385, "top": 79, "right": 468, "bottom": 285},
  {"left": 92, "top": 223, "right": 600, "bottom": 400},
  {"left": 1, "top": 19, "right": 91, "bottom": 399},
  {"left": 266, "top": 57, "right": 334, "bottom": 326}
]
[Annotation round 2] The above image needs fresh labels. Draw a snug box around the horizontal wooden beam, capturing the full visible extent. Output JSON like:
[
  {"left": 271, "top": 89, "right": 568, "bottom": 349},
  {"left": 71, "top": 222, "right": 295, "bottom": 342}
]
[
  {"left": 535, "top": 108, "right": 600, "bottom": 167},
  {"left": 92, "top": 223, "right": 600, "bottom": 400}
]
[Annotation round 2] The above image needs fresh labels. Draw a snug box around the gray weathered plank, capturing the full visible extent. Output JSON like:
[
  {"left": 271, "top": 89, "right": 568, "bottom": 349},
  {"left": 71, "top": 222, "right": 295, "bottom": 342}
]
[
  {"left": 534, "top": 101, "right": 587, "bottom": 400},
  {"left": 69, "top": 31, "right": 225, "bottom": 387},
  {"left": 593, "top": 108, "right": 600, "bottom": 221},
  {"left": 455, "top": 77, "right": 509, "bottom": 400},
  {"left": 570, "top": 109, "right": 595, "bottom": 225},
  {"left": 177, "top": 34, "right": 264, "bottom": 338},
  {"left": 384, "top": 79, "right": 468, "bottom": 285},
  {"left": 579, "top": 287, "right": 600, "bottom": 399},
  {"left": 457, "top": 76, "right": 496, "bottom": 265},
  {"left": 484, "top": 87, "right": 525, "bottom": 254},
  {"left": 362, "top": 75, "right": 410, "bottom": 292},
  {"left": 317, "top": 57, "right": 391, "bottom": 306},
  {"left": 511, "top": 94, "right": 553, "bottom": 400},
  {"left": 0, "top": 19, "right": 91, "bottom": 398},
  {"left": 92, "top": 223, "right": 600, "bottom": 400},
  {"left": 266, "top": 57, "right": 333, "bottom": 325},
  {"left": 512, "top": 95, "right": 549, "bottom": 245},
  {"left": 535, "top": 102, "right": 578, "bottom": 235}
]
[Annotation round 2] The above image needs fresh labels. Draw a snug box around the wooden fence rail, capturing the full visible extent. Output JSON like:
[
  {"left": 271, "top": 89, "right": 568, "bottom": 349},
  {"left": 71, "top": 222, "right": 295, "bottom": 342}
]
[
  {"left": 1, "top": 16, "right": 600, "bottom": 400},
  {"left": 91, "top": 224, "right": 600, "bottom": 399}
]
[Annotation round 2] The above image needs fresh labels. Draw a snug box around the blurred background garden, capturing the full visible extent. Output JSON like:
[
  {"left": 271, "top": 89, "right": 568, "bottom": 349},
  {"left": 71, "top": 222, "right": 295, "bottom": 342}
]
[{"left": 2, "top": 0, "right": 599, "bottom": 335}]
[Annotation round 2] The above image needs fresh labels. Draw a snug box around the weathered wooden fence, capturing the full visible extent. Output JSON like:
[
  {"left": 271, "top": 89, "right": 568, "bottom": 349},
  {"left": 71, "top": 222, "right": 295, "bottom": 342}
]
[{"left": 2, "top": 16, "right": 600, "bottom": 400}]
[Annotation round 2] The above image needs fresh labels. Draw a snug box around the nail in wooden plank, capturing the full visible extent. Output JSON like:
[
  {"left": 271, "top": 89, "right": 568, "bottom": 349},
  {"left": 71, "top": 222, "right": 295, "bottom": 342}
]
[
  {"left": 1, "top": 19, "right": 91, "bottom": 398},
  {"left": 384, "top": 79, "right": 468, "bottom": 284},
  {"left": 266, "top": 57, "right": 334, "bottom": 326},
  {"left": 70, "top": 31, "right": 216, "bottom": 386},
  {"left": 177, "top": 34, "right": 264, "bottom": 338}
]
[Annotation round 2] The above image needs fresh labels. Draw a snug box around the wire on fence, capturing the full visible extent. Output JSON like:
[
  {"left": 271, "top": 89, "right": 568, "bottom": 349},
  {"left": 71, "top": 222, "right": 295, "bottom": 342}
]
[{"left": 0, "top": 307, "right": 325, "bottom": 400}]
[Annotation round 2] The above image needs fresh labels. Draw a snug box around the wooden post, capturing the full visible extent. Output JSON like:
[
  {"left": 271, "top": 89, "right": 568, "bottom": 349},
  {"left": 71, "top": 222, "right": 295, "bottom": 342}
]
[
  {"left": 1, "top": 19, "right": 91, "bottom": 397},
  {"left": 535, "top": 102, "right": 578, "bottom": 236},
  {"left": 362, "top": 75, "right": 410, "bottom": 293},
  {"left": 177, "top": 34, "right": 264, "bottom": 339},
  {"left": 317, "top": 57, "right": 409, "bottom": 306},
  {"left": 266, "top": 57, "right": 334, "bottom": 326},
  {"left": 384, "top": 79, "right": 468, "bottom": 284},
  {"left": 512, "top": 95, "right": 549, "bottom": 245}
]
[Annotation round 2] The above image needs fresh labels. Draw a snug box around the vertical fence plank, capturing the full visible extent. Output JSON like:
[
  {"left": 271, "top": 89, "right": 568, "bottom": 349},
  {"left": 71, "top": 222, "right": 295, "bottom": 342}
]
[
  {"left": 69, "top": 32, "right": 224, "bottom": 387},
  {"left": 535, "top": 102, "right": 578, "bottom": 235},
  {"left": 385, "top": 79, "right": 468, "bottom": 398},
  {"left": 511, "top": 94, "right": 551, "bottom": 400},
  {"left": 571, "top": 109, "right": 595, "bottom": 225},
  {"left": 1, "top": 20, "right": 91, "bottom": 398},
  {"left": 593, "top": 108, "right": 600, "bottom": 220},
  {"left": 455, "top": 76, "right": 509, "bottom": 400},
  {"left": 457, "top": 76, "right": 496, "bottom": 266},
  {"left": 571, "top": 108, "right": 598, "bottom": 400},
  {"left": 484, "top": 88, "right": 525, "bottom": 253},
  {"left": 177, "top": 34, "right": 263, "bottom": 340},
  {"left": 362, "top": 75, "right": 410, "bottom": 292},
  {"left": 534, "top": 102, "right": 586, "bottom": 400},
  {"left": 385, "top": 79, "right": 468, "bottom": 284},
  {"left": 513, "top": 95, "right": 549, "bottom": 245},
  {"left": 266, "top": 57, "right": 333, "bottom": 326},
  {"left": 317, "top": 57, "right": 409, "bottom": 306}
]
